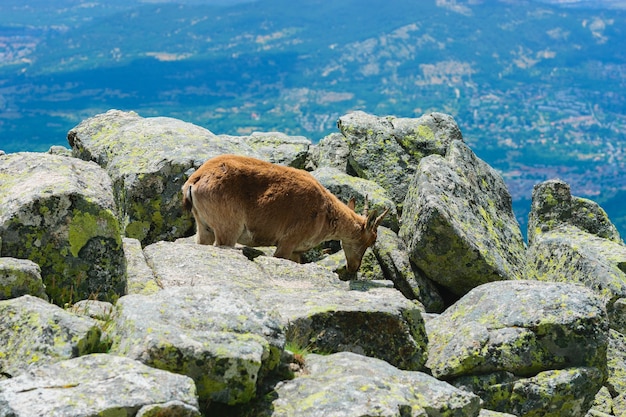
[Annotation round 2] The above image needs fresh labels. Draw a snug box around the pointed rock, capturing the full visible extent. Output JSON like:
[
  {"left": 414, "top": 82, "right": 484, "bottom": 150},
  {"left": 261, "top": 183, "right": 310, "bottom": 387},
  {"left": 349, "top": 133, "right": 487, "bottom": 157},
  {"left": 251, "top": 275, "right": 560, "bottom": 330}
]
[
  {"left": 528, "top": 179, "right": 621, "bottom": 245},
  {"left": 337, "top": 111, "right": 462, "bottom": 209},
  {"left": 400, "top": 141, "right": 526, "bottom": 296}
]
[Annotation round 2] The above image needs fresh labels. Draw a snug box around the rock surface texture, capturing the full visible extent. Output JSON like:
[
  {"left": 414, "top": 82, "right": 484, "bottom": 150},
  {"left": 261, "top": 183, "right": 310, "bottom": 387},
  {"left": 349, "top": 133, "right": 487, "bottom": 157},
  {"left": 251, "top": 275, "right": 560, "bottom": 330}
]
[
  {"left": 0, "top": 152, "right": 125, "bottom": 305},
  {"left": 1, "top": 110, "right": 625, "bottom": 416}
]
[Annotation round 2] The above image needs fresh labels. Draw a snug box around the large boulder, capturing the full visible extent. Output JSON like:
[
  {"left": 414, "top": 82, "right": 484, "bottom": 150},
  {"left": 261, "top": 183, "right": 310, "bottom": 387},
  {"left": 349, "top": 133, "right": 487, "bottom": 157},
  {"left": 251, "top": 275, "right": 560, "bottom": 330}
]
[
  {"left": 0, "top": 295, "right": 103, "bottom": 378},
  {"left": 140, "top": 242, "right": 428, "bottom": 372},
  {"left": 224, "top": 131, "right": 311, "bottom": 167},
  {"left": 400, "top": 140, "right": 526, "bottom": 296},
  {"left": 108, "top": 285, "right": 284, "bottom": 407},
  {"left": 337, "top": 111, "right": 463, "bottom": 209},
  {"left": 527, "top": 179, "right": 622, "bottom": 245},
  {"left": 0, "top": 354, "right": 201, "bottom": 417},
  {"left": 0, "top": 152, "right": 125, "bottom": 305},
  {"left": 67, "top": 110, "right": 248, "bottom": 245},
  {"left": 526, "top": 225, "right": 626, "bottom": 331},
  {"left": 0, "top": 257, "right": 47, "bottom": 301},
  {"left": 68, "top": 110, "right": 312, "bottom": 245},
  {"left": 256, "top": 352, "right": 481, "bottom": 417},
  {"left": 108, "top": 241, "right": 427, "bottom": 408},
  {"left": 427, "top": 280, "right": 608, "bottom": 415}
]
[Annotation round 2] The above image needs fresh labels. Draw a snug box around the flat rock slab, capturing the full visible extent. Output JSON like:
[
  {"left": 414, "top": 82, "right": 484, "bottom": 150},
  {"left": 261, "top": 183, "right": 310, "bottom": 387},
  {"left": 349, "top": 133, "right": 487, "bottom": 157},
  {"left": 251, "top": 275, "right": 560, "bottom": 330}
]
[
  {"left": 0, "top": 354, "right": 200, "bottom": 417},
  {"left": 112, "top": 241, "right": 427, "bottom": 405},
  {"left": 260, "top": 352, "right": 481, "bottom": 417},
  {"left": 0, "top": 152, "right": 125, "bottom": 305},
  {"left": 400, "top": 140, "right": 526, "bottom": 296},
  {"left": 109, "top": 285, "right": 284, "bottom": 406},
  {"left": 426, "top": 280, "right": 608, "bottom": 380},
  {"left": 0, "top": 295, "right": 102, "bottom": 379},
  {"left": 143, "top": 241, "right": 428, "bottom": 371}
]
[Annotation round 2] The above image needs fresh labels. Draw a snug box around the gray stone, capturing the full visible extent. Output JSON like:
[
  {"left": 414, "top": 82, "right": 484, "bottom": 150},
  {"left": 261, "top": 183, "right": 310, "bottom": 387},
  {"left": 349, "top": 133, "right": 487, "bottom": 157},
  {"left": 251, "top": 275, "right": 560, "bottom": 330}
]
[
  {"left": 0, "top": 354, "right": 200, "bottom": 417},
  {"left": 311, "top": 166, "right": 399, "bottom": 232},
  {"left": 0, "top": 152, "right": 125, "bottom": 305},
  {"left": 258, "top": 352, "right": 481, "bottom": 417},
  {"left": 426, "top": 280, "right": 608, "bottom": 380},
  {"left": 123, "top": 237, "right": 160, "bottom": 295},
  {"left": 528, "top": 179, "right": 622, "bottom": 245},
  {"left": 607, "top": 329, "right": 626, "bottom": 399},
  {"left": 109, "top": 284, "right": 284, "bottom": 406},
  {"left": 526, "top": 224, "right": 626, "bottom": 330},
  {"left": 306, "top": 132, "right": 351, "bottom": 172},
  {"left": 140, "top": 241, "right": 428, "bottom": 371},
  {"left": 400, "top": 140, "right": 526, "bottom": 296},
  {"left": 373, "top": 226, "right": 444, "bottom": 312},
  {"left": 68, "top": 110, "right": 256, "bottom": 245},
  {"left": 229, "top": 131, "right": 311, "bottom": 168},
  {"left": 337, "top": 110, "right": 463, "bottom": 209},
  {"left": 0, "top": 295, "right": 103, "bottom": 378},
  {"left": 508, "top": 367, "right": 604, "bottom": 417},
  {"left": 68, "top": 299, "right": 114, "bottom": 321},
  {"left": 0, "top": 257, "right": 47, "bottom": 301}
]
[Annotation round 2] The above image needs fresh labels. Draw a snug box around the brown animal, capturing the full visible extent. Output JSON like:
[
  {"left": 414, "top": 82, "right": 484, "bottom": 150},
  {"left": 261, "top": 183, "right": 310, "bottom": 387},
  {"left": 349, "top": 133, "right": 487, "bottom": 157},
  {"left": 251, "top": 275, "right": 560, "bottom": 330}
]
[{"left": 182, "top": 154, "right": 389, "bottom": 273}]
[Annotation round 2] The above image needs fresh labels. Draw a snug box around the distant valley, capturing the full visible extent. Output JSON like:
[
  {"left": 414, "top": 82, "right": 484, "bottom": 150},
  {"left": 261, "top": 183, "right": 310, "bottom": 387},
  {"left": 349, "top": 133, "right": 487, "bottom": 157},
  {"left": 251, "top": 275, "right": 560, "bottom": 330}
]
[{"left": 1, "top": 0, "right": 625, "bottom": 238}]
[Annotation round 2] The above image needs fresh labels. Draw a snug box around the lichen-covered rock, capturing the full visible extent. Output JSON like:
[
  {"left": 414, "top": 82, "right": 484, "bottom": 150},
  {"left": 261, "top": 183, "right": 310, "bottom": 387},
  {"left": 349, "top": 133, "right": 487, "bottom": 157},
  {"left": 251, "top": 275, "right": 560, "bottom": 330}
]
[
  {"left": 141, "top": 241, "right": 428, "bottom": 371},
  {"left": 0, "top": 257, "right": 47, "bottom": 301},
  {"left": 427, "top": 280, "right": 608, "bottom": 380},
  {"left": 337, "top": 111, "right": 463, "bottom": 209},
  {"left": 256, "top": 352, "right": 481, "bottom": 417},
  {"left": 311, "top": 166, "right": 399, "bottom": 232},
  {"left": 108, "top": 285, "right": 284, "bottom": 407},
  {"left": 607, "top": 329, "right": 626, "bottom": 400},
  {"left": 0, "top": 152, "right": 125, "bottom": 305},
  {"left": 0, "top": 295, "right": 103, "bottom": 378},
  {"left": 0, "top": 354, "right": 200, "bottom": 417},
  {"left": 508, "top": 367, "right": 604, "bottom": 417},
  {"left": 306, "top": 132, "right": 351, "bottom": 172},
  {"left": 68, "top": 299, "right": 114, "bottom": 321},
  {"left": 373, "top": 226, "right": 444, "bottom": 312},
  {"left": 68, "top": 110, "right": 257, "bottom": 245},
  {"left": 229, "top": 131, "right": 311, "bottom": 168},
  {"left": 526, "top": 225, "right": 626, "bottom": 330},
  {"left": 122, "top": 237, "right": 160, "bottom": 295},
  {"left": 400, "top": 141, "right": 526, "bottom": 296},
  {"left": 528, "top": 179, "right": 622, "bottom": 245}
]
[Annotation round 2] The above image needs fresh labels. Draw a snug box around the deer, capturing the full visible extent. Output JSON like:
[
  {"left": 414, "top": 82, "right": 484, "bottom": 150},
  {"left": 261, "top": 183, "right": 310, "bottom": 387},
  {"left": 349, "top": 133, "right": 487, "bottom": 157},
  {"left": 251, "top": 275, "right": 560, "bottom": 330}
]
[{"left": 182, "top": 154, "right": 389, "bottom": 273}]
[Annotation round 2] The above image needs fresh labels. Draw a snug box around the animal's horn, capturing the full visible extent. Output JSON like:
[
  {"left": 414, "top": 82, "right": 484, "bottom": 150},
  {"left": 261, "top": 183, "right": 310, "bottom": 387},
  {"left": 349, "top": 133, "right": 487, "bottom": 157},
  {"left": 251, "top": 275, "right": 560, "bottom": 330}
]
[{"left": 367, "top": 206, "right": 390, "bottom": 230}]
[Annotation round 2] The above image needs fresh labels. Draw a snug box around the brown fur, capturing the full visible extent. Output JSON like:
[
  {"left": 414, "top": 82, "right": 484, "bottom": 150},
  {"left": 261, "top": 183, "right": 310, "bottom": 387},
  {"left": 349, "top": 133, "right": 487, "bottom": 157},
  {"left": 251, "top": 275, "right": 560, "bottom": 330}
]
[{"left": 182, "top": 154, "right": 388, "bottom": 273}]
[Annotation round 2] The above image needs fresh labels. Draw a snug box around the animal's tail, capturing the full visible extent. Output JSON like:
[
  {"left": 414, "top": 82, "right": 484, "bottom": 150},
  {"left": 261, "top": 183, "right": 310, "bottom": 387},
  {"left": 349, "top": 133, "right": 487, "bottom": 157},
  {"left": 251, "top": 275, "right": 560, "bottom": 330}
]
[{"left": 182, "top": 183, "right": 194, "bottom": 212}]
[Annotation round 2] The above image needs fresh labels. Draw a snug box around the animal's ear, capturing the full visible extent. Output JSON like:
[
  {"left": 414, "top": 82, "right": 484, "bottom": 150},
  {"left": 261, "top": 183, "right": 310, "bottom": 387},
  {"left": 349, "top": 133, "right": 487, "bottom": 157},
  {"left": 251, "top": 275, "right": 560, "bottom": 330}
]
[
  {"left": 347, "top": 197, "right": 356, "bottom": 211},
  {"left": 367, "top": 207, "right": 390, "bottom": 230}
]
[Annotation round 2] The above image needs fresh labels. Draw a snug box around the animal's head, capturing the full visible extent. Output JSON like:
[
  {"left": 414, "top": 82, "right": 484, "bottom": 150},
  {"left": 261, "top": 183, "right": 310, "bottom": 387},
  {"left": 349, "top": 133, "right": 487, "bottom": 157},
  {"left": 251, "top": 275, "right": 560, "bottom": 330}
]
[{"left": 342, "top": 197, "right": 389, "bottom": 274}]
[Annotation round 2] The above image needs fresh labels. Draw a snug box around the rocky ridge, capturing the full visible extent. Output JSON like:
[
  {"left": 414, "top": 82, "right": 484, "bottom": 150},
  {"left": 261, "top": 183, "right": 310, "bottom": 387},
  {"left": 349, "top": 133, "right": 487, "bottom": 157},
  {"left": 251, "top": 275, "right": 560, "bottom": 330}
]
[{"left": 1, "top": 109, "right": 625, "bottom": 416}]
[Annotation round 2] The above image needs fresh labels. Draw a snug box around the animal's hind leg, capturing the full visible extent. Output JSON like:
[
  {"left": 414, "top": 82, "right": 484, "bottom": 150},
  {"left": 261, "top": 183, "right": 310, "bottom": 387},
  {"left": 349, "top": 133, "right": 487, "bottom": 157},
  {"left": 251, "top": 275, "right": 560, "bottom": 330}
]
[
  {"left": 213, "top": 223, "right": 244, "bottom": 247},
  {"left": 195, "top": 222, "right": 215, "bottom": 245}
]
